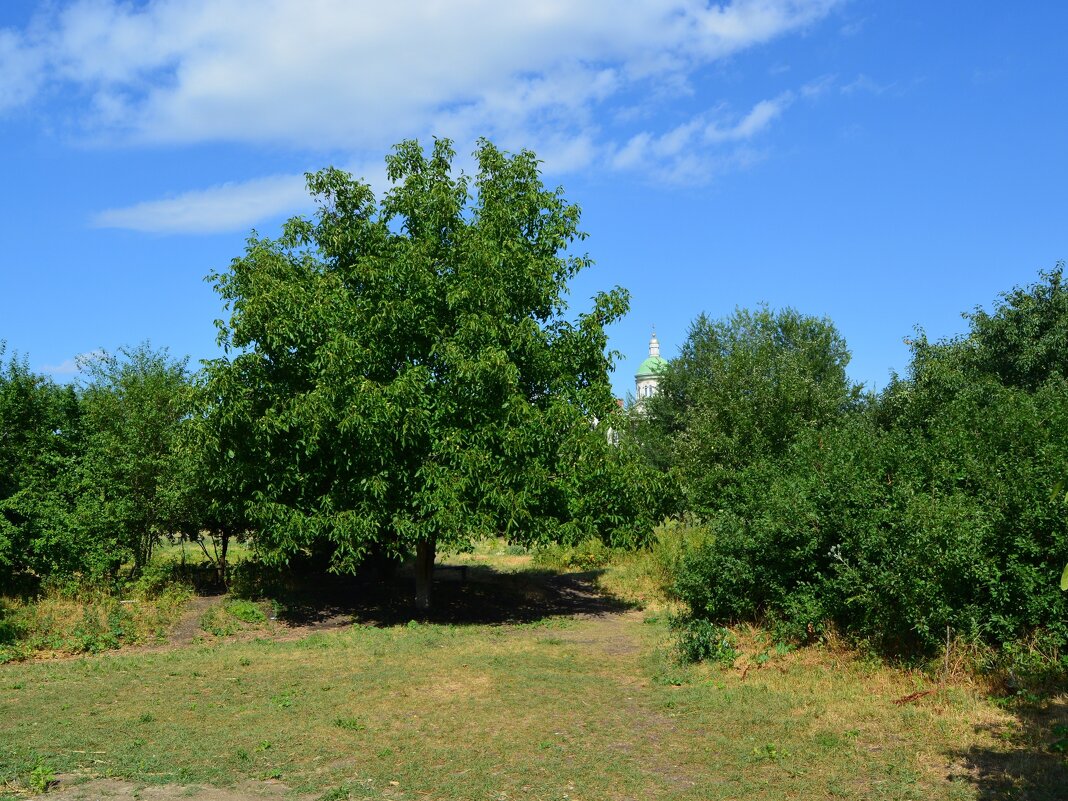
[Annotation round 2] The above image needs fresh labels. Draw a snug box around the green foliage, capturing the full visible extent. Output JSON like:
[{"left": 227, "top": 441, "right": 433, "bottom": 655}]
[
  {"left": 0, "top": 341, "right": 208, "bottom": 592},
  {"left": 333, "top": 716, "right": 365, "bottom": 731},
  {"left": 0, "top": 344, "right": 81, "bottom": 589},
  {"left": 961, "top": 261, "right": 1068, "bottom": 391},
  {"left": 204, "top": 139, "right": 633, "bottom": 601},
  {"left": 73, "top": 343, "right": 196, "bottom": 575},
  {"left": 659, "top": 270, "right": 1068, "bottom": 665},
  {"left": 27, "top": 761, "right": 55, "bottom": 794},
  {"left": 642, "top": 305, "right": 859, "bottom": 516},
  {"left": 226, "top": 599, "right": 268, "bottom": 624},
  {"left": 674, "top": 617, "right": 736, "bottom": 664},
  {"left": 200, "top": 599, "right": 272, "bottom": 638}
]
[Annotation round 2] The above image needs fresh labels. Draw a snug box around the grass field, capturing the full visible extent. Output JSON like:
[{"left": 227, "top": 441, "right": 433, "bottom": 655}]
[{"left": 1, "top": 545, "right": 1066, "bottom": 800}]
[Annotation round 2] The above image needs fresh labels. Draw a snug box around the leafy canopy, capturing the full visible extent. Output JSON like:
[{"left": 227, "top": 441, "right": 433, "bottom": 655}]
[
  {"left": 205, "top": 138, "right": 629, "bottom": 573},
  {"left": 642, "top": 305, "right": 859, "bottom": 515}
]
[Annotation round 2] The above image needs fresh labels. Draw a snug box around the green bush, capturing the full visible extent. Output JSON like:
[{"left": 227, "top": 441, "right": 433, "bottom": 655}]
[
  {"left": 659, "top": 271, "right": 1068, "bottom": 666},
  {"left": 532, "top": 538, "right": 613, "bottom": 571},
  {"left": 674, "top": 618, "right": 736, "bottom": 664}
]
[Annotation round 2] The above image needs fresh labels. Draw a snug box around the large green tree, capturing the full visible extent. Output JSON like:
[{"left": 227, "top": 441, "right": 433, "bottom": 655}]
[
  {"left": 643, "top": 305, "right": 860, "bottom": 515},
  {"left": 205, "top": 139, "right": 629, "bottom": 607},
  {"left": 74, "top": 344, "right": 196, "bottom": 575}
]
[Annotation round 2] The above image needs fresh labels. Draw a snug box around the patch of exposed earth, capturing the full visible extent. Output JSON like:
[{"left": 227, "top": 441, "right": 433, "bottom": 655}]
[{"left": 46, "top": 777, "right": 314, "bottom": 801}]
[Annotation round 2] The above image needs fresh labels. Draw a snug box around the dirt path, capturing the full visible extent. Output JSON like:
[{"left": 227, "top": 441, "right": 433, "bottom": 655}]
[
  {"left": 48, "top": 777, "right": 313, "bottom": 801},
  {"left": 167, "top": 594, "right": 221, "bottom": 647}
]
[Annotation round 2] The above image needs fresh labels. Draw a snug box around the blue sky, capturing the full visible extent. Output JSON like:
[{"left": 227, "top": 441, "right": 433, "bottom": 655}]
[{"left": 1, "top": 0, "right": 1065, "bottom": 399}]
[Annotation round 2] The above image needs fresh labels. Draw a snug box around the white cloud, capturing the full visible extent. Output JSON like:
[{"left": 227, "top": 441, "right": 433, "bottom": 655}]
[
  {"left": 5, "top": 0, "right": 841, "bottom": 150},
  {"left": 609, "top": 93, "right": 793, "bottom": 183},
  {"left": 0, "top": 28, "right": 45, "bottom": 111},
  {"left": 2, "top": 0, "right": 844, "bottom": 230},
  {"left": 40, "top": 349, "right": 106, "bottom": 376},
  {"left": 92, "top": 174, "right": 313, "bottom": 234},
  {"left": 705, "top": 93, "right": 794, "bottom": 143},
  {"left": 841, "top": 73, "right": 893, "bottom": 95},
  {"left": 92, "top": 159, "right": 391, "bottom": 234}
]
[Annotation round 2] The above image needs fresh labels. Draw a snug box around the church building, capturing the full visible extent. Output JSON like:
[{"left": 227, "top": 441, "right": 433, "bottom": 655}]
[{"left": 634, "top": 331, "right": 667, "bottom": 401}]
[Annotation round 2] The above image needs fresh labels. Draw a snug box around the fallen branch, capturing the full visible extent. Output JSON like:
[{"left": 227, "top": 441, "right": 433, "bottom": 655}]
[{"left": 893, "top": 690, "right": 935, "bottom": 706}]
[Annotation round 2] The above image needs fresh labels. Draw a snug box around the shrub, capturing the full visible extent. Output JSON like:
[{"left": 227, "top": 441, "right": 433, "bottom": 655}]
[
  {"left": 660, "top": 271, "right": 1068, "bottom": 666},
  {"left": 532, "top": 538, "right": 613, "bottom": 571},
  {"left": 674, "top": 617, "right": 736, "bottom": 664}
]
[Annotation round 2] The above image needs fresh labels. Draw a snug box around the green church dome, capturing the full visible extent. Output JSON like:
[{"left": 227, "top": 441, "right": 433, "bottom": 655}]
[
  {"left": 635, "top": 354, "right": 667, "bottom": 377},
  {"left": 636, "top": 330, "right": 667, "bottom": 378}
]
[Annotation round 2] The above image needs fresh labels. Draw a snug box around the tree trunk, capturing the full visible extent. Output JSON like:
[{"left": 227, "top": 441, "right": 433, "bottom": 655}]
[
  {"left": 414, "top": 537, "right": 436, "bottom": 610},
  {"left": 219, "top": 530, "right": 230, "bottom": 588}
]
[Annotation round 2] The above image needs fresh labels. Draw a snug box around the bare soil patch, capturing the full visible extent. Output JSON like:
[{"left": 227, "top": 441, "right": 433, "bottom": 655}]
[{"left": 48, "top": 778, "right": 313, "bottom": 801}]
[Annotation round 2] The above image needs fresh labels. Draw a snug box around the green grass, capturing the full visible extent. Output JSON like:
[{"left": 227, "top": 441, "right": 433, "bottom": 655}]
[
  {"left": 0, "top": 542, "right": 1065, "bottom": 799},
  {"left": 3, "top": 601, "right": 1061, "bottom": 799}
]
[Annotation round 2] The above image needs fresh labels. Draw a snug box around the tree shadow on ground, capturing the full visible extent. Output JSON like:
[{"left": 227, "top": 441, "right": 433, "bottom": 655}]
[
  {"left": 270, "top": 563, "right": 635, "bottom": 630},
  {"left": 946, "top": 695, "right": 1068, "bottom": 800}
]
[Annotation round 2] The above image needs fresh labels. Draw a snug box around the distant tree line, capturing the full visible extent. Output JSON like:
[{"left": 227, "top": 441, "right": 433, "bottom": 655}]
[
  {"left": 3, "top": 136, "right": 1064, "bottom": 663},
  {"left": 639, "top": 265, "right": 1068, "bottom": 661}
]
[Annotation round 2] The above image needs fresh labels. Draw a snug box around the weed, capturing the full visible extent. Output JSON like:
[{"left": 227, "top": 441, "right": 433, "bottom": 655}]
[
  {"left": 226, "top": 599, "right": 267, "bottom": 625},
  {"left": 333, "top": 717, "right": 365, "bottom": 731},
  {"left": 199, "top": 605, "right": 238, "bottom": 637},
  {"left": 1051, "top": 724, "right": 1068, "bottom": 755},
  {"left": 28, "top": 763, "right": 55, "bottom": 794},
  {"left": 749, "top": 743, "right": 790, "bottom": 762},
  {"left": 270, "top": 692, "right": 293, "bottom": 709},
  {"left": 532, "top": 538, "right": 613, "bottom": 570},
  {"left": 317, "top": 787, "right": 351, "bottom": 801},
  {"left": 675, "top": 617, "right": 736, "bottom": 665}
]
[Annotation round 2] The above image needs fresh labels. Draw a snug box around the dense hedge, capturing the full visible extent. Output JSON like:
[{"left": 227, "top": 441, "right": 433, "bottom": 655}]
[{"left": 654, "top": 267, "right": 1068, "bottom": 661}]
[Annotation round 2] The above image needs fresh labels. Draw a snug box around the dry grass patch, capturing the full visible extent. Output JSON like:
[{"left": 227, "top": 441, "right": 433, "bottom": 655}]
[{"left": 0, "top": 586, "right": 190, "bottom": 663}]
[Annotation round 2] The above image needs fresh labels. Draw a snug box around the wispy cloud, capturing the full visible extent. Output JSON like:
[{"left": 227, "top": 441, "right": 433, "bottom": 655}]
[
  {"left": 705, "top": 94, "right": 793, "bottom": 143},
  {"left": 841, "top": 73, "right": 894, "bottom": 95},
  {"left": 39, "top": 349, "right": 105, "bottom": 376},
  {"left": 92, "top": 174, "right": 312, "bottom": 234},
  {"left": 92, "top": 160, "right": 390, "bottom": 234},
  {"left": 0, "top": 28, "right": 45, "bottom": 111},
  {"left": 609, "top": 92, "right": 794, "bottom": 183},
  {"left": 1, "top": 0, "right": 845, "bottom": 230}
]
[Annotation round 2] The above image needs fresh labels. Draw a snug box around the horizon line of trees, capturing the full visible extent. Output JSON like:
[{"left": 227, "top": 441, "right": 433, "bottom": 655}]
[
  {"left": 1, "top": 137, "right": 1065, "bottom": 664},
  {"left": 638, "top": 263, "right": 1068, "bottom": 662},
  {"left": 4, "top": 265, "right": 1063, "bottom": 660}
]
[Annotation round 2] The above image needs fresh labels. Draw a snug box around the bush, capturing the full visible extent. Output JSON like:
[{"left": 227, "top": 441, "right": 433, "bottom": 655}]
[
  {"left": 674, "top": 617, "right": 736, "bottom": 664},
  {"left": 660, "top": 270, "right": 1068, "bottom": 665},
  {"left": 532, "top": 538, "right": 613, "bottom": 571}
]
